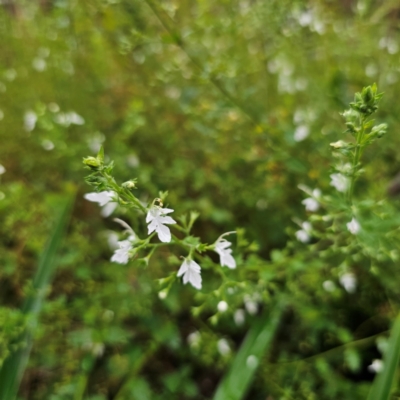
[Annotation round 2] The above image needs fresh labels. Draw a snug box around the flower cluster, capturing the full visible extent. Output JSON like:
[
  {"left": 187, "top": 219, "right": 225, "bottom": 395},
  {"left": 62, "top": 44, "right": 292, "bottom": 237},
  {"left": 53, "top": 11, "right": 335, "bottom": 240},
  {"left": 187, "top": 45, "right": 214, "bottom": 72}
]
[{"left": 83, "top": 150, "right": 237, "bottom": 292}]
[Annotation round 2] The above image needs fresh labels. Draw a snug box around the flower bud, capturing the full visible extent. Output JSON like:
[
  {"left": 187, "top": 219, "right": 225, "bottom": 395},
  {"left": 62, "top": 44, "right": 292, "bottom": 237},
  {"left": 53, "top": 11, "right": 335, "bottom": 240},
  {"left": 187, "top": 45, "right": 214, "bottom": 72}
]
[
  {"left": 83, "top": 156, "right": 101, "bottom": 169},
  {"left": 122, "top": 180, "right": 137, "bottom": 189}
]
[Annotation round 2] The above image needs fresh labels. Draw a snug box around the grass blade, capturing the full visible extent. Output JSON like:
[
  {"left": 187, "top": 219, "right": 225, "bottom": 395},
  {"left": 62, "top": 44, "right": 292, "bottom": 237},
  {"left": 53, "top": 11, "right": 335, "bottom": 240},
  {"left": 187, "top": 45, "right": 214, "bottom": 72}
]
[
  {"left": 367, "top": 313, "right": 400, "bottom": 400},
  {"left": 213, "top": 301, "right": 286, "bottom": 400},
  {"left": 0, "top": 193, "right": 75, "bottom": 400}
]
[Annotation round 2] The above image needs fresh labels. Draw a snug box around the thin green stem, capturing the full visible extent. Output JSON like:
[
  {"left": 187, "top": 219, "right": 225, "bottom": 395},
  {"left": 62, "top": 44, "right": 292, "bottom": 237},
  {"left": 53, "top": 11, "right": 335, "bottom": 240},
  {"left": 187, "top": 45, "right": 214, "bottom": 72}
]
[{"left": 347, "top": 115, "right": 366, "bottom": 204}]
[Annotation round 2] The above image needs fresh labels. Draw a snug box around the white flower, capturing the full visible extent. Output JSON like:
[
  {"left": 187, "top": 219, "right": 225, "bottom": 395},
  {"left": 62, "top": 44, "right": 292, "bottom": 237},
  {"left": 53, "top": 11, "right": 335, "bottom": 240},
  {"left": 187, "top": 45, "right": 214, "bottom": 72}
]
[
  {"left": 0, "top": 164, "right": 5, "bottom": 175},
  {"left": 214, "top": 237, "right": 236, "bottom": 269},
  {"left": 302, "top": 198, "right": 319, "bottom": 212},
  {"left": 347, "top": 218, "right": 361, "bottom": 235},
  {"left": 110, "top": 239, "right": 133, "bottom": 264},
  {"left": 217, "top": 301, "right": 228, "bottom": 312},
  {"left": 322, "top": 280, "right": 336, "bottom": 292},
  {"left": 187, "top": 331, "right": 201, "bottom": 347},
  {"left": 339, "top": 273, "right": 357, "bottom": 293},
  {"left": 234, "top": 309, "right": 246, "bottom": 326},
  {"left": 295, "top": 221, "right": 312, "bottom": 243},
  {"left": 177, "top": 258, "right": 202, "bottom": 289},
  {"left": 330, "top": 173, "right": 349, "bottom": 193},
  {"left": 84, "top": 191, "right": 117, "bottom": 217},
  {"left": 24, "top": 110, "right": 37, "bottom": 132},
  {"left": 294, "top": 124, "right": 310, "bottom": 142},
  {"left": 368, "top": 359, "right": 384, "bottom": 374},
  {"left": 146, "top": 206, "right": 176, "bottom": 243},
  {"left": 244, "top": 295, "right": 259, "bottom": 315},
  {"left": 217, "top": 338, "right": 231, "bottom": 356}
]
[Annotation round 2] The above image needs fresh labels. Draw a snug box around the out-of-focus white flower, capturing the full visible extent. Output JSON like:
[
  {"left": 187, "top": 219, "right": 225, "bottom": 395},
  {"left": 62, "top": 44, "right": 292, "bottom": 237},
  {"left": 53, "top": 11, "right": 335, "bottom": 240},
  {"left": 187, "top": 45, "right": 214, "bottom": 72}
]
[
  {"left": 234, "top": 309, "right": 246, "bottom": 326},
  {"left": 217, "top": 301, "right": 228, "bottom": 312},
  {"left": 339, "top": 273, "right": 357, "bottom": 293},
  {"left": 214, "top": 236, "right": 236, "bottom": 269},
  {"left": 302, "top": 198, "right": 319, "bottom": 212},
  {"left": 24, "top": 110, "right": 37, "bottom": 132},
  {"left": 0, "top": 164, "right": 5, "bottom": 175},
  {"left": 54, "top": 111, "right": 85, "bottom": 126},
  {"left": 146, "top": 206, "right": 176, "bottom": 243},
  {"left": 244, "top": 295, "right": 258, "bottom": 315},
  {"left": 295, "top": 221, "right": 312, "bottom": 243},
  {"left": 177, "top": 258, "right": 202, "bottom": 290},
  {"left": 84, "top": 191, "right": 117, "bottom": 217},
  {"left": 322, "top": 280, "right": 336, "bottom": 292},
  {"left": 347, "top": 218, "right": 361, "bottom": 235},
  {"left": 32, "top": 58, "right": 46, "bottom": 71},
  {"left": 217, "top": 338, "right": 231, "bottom": 356},
  {"left": 294, "top": 125, "right": 310, "bottom": 142},
  {"left": 42, "top": 139, "right": 55, "bottom": 151},
  {"left": 187, "top": 331, "right": 201, "bottom": 347},
  {"left": 110, "top": 238, "right": 134, "bottom": 264},
  {"left": 246, "top": 355, "right": 259, "bottom": 369},
  {"left": 368, "top": 359, "right": 384, "bottom": 373},
  {"left": 330, "top": 173, "right": 349, "bottom": 192}
]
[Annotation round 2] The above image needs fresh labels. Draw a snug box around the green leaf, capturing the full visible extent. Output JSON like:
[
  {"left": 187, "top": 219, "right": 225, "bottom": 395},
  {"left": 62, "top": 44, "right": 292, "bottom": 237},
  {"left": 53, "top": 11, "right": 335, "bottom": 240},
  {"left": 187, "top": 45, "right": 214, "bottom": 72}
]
[
  {"left": 0, "top": 192, "right": 75, "bottom": 400},
  {"left": 367, "top": 313, "right": 400, "bottom": 400},
  {"left": 213, "top": 301, "right": 286, "bottom": 400}
]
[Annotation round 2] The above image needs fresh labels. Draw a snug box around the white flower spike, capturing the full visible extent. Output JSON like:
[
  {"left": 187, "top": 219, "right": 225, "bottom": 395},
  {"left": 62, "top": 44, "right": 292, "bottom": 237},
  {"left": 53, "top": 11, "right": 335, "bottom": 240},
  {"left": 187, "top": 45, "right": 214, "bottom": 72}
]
[
  {"left": 177, "top": 258, "right": 202, "bottom": 290},
  {"left": 215, "top": 236, "right": 236, "bottom": 269},
  {"left": 146, "top": 205, "right": 176, "bottom": 243},
  {"left": 84, "top": 191, "right": 117, "bottom": 217}
]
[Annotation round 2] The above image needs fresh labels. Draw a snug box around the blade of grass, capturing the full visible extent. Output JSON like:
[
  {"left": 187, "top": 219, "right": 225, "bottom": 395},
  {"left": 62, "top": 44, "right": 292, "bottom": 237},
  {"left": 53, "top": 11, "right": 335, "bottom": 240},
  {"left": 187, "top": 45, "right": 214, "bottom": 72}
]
[
  {"left": 367, "top": 313, "right": 400, "bottom": 400},
  {"left": 213, "top": 300, "right": 286, "bottom": 400},
  {"left": 0, "top": 192, "right": 75, "bottom": 400}
]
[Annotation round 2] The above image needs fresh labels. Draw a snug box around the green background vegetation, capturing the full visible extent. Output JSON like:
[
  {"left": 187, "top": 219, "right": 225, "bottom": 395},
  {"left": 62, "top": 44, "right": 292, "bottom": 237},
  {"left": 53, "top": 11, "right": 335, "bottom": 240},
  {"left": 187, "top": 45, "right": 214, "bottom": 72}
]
[{"left": 1, "top": 0, "right": 400, "bottom": 399}]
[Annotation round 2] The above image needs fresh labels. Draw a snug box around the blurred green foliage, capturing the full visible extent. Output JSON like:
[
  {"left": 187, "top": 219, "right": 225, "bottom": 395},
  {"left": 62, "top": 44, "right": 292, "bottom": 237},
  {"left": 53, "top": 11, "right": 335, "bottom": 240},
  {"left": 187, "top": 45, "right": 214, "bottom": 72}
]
[{"left": 1, "top": 0, "right": 400, "bottom": 399}]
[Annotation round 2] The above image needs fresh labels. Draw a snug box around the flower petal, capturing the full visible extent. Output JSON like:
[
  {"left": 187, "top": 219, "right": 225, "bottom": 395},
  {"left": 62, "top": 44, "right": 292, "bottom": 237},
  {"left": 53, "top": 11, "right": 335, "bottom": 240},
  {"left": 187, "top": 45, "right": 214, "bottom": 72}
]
[
  {"left": 101, "top": 202, "right": 117, "bottom": 217},
  {"left": 158, "top": 216, "right": 176, "bottom": 225},
  {"left": 156, "top": 224, "right": 171, "bottom": 243},
  {"left": 84, "top": 191, "right": 112, "bottom": 206}
]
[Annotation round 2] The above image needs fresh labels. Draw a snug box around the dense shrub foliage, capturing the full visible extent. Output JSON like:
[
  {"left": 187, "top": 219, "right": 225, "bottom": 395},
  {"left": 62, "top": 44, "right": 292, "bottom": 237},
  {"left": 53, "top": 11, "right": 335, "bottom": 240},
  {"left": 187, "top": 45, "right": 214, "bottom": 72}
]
[{"left": 1, "top": 1, "right": 400, "bottom": 399}]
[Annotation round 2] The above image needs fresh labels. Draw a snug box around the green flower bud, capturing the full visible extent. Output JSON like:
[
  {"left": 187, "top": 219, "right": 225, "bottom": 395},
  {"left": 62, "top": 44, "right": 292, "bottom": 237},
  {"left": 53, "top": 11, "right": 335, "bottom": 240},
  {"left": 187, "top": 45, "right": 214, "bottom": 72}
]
[
  {"left": 83, "top": 156, "right": 101, "bottom": 169},
  {"left": 122, "top": 180, "right": 137, "bottom": 189}
]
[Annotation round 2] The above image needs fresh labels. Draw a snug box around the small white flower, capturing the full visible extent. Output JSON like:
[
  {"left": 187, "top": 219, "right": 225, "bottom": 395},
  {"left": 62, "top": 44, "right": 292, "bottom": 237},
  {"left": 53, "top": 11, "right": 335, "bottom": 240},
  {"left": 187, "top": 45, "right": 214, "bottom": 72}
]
[
  {"left": 244, "top": 295, "right": 259, "bottom": 315},
  {"left": 84, "top": 191, "right": 117, "bottom": 217},
  {"left": 187, "top": 331, "right": 201, "bottom": 347},
  {"left": 0, "top": 164, "right": 5, "bottom": 175},
  {"left": 368, "top": 359, "right": 384, "bottom": 374},
  {"left": 217, "top": 338, "right": 231, "bottom": 356},
  {"left": 322, "top": 280, "right": 336, "bottom": 292},
  {"left": 234, "top": 309, "right": 246, "bottom": 326},
  {"left": 177, "top": 258, "right": 202, "bottom": 290},
  {"left": 339, "top": 273, "right": 357, "bottom": 293},
  {"left": 68, "top": 111, "right": 85, "bottom": 125},
  {"left": 214, "top": 237, "right": 236, "bottom": 269},
  {"left": 330, "top": 173, "right": 349, "bottom": 193},
  {"left": 347, "top": 218, "right": 361, "bottom": 235},
  {"left": 295, "top": 221, "right": 312, "bottom": 243},
  {"left": 294, "top": 124, "right": 310, "bottom": 142},
  {"left": 24, "top": 110, "right": 37, "bottom": 132},
  {"left": 217, "top": 301, "right": 228, "bottom": 312},
  {"left": 110, "top": 239, "right": 133, "bottom": 264},
  {"left": 302, "top": 197, "right": 319, "bottom": 212},
  {"left": 146, "top": 205, "right": 176, "bottom": 243}
]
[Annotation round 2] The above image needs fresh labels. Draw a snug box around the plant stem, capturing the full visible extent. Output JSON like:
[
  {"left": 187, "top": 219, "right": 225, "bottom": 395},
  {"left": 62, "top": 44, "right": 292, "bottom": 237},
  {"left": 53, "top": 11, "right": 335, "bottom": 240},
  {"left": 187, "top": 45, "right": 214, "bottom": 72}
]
[{"left": 347, "top": 115, "right": 366, "bottom": 204}]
